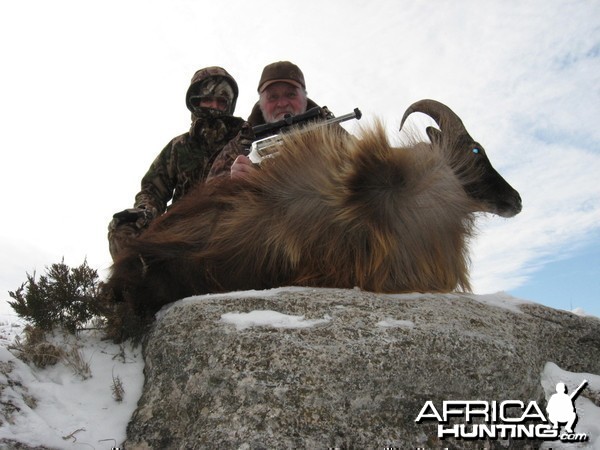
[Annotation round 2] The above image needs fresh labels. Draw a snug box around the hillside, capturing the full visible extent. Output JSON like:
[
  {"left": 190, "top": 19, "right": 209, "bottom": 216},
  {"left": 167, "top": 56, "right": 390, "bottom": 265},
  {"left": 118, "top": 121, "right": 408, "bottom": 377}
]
[{"left": 0, "top": 289, "right": 598, "bottom": 449}]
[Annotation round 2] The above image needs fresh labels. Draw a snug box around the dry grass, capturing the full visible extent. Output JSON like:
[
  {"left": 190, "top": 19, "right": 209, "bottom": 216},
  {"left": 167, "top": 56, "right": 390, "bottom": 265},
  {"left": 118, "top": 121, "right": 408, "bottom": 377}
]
[
  {"left": 111, "top": 372, "right": 125, "bottom": 402},
  {"left": 9, "top": 326, "right": 63, "bottom": 368},
  {"left": 9, "top": 325, "right": 92, "bottom": 379}
]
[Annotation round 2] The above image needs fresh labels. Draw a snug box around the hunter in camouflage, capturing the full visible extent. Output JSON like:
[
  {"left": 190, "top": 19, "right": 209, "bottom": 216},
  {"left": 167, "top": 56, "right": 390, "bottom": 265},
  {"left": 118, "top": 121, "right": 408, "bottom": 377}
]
[{"left": 108, "top": 66, "right": 244, "bottom": 260}]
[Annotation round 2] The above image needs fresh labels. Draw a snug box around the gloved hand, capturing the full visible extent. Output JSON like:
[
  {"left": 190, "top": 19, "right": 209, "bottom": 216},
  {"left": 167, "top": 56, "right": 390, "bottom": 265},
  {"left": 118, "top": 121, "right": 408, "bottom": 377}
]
[
  {"left": 319, "top": 105, "right": 335, "bottom": 120},
  {"left": 206, "top": 122, "right": 256, "bottom": 181},
  {"left": 235, "top": 122, "right": 256, "bottom": 155},
  {"left": 112, "top": 207, "right": 155, "bottom": 230}
]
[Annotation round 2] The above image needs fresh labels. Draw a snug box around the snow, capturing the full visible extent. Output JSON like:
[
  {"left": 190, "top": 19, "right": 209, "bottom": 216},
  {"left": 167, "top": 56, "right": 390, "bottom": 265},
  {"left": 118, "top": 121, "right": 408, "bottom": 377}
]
[
  {"left": 376, "top": 318, "right": 416, "bottom": 329},
  {"left": 156, "top": 285, "right": 314, "bottom": 320},
  {"left": 220, "top": 310, "right": 331, "bottom": 330},
  {"left": 0, "top": 290, "right": 598, "bottom": 448},
  {"left": 0, "top": 314, "right": 144, "bottom": 449},
  {"left": 466, "top": 291, "right": 534, "bottom": 313}
]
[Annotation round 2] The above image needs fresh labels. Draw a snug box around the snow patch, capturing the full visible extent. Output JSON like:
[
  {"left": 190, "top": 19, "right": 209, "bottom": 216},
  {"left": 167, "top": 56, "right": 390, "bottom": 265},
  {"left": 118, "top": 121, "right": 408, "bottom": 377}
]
[
  {"left": 0, "top": 316, "right": 144, "bottom": 449},
  {"left": 571, "top": 307, "right": 596, "bottom": 318},
  {"left": 376, "top": 318, "right": 415, "bottom": 329},
  {"left": 220, "top": 310, "right": 331, "bottom": 330},
  {"left": 156, "top": 286, "right": 320, "bottom": 320},
  {"left": 466, "top": 291, "right": 531, "bottom": 313}
]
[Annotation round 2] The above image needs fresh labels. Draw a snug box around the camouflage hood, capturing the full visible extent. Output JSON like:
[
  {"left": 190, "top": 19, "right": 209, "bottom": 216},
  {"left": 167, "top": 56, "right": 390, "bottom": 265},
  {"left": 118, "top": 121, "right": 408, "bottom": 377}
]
[{"left": 185, "top": 66, "right": 239, "bottom": 115}]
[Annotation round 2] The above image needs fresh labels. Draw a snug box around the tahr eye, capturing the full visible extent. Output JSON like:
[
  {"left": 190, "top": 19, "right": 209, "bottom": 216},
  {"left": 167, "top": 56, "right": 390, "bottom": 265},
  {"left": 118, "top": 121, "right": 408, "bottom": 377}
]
[{"left": 472, "top": 148, "right": 481, "bottom": 154}]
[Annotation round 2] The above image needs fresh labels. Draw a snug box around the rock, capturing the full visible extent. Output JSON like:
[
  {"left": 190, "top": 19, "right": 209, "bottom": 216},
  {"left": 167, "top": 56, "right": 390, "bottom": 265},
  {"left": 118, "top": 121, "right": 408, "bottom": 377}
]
[{"left": 124, "top": 288, "right": 600, "bottom": 449}]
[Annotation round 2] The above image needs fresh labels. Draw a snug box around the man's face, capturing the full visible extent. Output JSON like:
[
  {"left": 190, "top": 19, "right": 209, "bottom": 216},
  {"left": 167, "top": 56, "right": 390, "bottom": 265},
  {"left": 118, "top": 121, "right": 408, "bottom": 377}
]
[{"left": 259, "top": 82, "right": 308, "bottom": 123}]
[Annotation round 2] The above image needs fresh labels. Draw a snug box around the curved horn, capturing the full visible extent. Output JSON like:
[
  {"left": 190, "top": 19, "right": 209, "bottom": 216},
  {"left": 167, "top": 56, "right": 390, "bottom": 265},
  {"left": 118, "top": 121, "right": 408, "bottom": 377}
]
[{"left": 399, "top": 99, "right": 470, "bottom": 139}]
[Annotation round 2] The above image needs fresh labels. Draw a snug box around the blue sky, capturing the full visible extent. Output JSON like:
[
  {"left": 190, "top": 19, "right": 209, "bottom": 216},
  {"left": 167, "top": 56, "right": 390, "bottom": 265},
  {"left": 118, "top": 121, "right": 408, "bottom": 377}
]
[
  {"left": 511, "top": 235, "right": 600, "bottom": 313},
  {"left": 0, "top": 0, "right": 598, "bottom": 317}
]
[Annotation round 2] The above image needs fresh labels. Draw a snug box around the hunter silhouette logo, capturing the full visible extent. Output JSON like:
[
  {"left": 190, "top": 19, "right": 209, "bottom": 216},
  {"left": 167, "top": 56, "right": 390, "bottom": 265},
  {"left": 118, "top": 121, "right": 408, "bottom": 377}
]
[
  {"left": 546, "top": 380, "right": 588, "bottom": 434},
  {"left": 415, "top": 379, "right": 590, "bottom": 443}
]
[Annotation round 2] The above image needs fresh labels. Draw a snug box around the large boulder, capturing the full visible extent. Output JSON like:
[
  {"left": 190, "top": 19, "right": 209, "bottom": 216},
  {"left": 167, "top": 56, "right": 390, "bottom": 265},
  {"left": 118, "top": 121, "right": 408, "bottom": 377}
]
[{"left": 125, "top": 288, "right": 600, "bottom": 449}]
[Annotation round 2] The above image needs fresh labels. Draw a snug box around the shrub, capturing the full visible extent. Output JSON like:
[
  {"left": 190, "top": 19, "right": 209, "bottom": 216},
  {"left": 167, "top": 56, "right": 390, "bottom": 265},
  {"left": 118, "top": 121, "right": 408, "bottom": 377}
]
[{"left": 8, "top": 259, "right": 102, "bottom": 333}]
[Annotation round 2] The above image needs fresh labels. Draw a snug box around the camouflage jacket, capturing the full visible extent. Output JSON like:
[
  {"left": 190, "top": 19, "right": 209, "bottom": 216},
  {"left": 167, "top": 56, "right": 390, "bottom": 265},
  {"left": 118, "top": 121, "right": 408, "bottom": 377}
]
[{"left": 134, "top": 112, "right": 244, "bottom": 216}]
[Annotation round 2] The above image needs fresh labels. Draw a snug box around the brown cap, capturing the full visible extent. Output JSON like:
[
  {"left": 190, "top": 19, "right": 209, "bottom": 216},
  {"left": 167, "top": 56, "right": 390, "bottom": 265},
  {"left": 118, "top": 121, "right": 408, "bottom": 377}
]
[{"left": 257, "top": 61, "right": 306, "bottom": 93}]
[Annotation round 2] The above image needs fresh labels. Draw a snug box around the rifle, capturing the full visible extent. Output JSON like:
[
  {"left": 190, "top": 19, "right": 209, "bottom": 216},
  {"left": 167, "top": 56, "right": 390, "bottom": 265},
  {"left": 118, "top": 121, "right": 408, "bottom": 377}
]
[
  {"left": 569, "top": 379, "right": 588, "bottom": 400},
  {"left": 247, "top": 107, "right": 362, "bottom": 164},
  {"left": 252, "top": 106, "right": 324, "bottom": 140}
]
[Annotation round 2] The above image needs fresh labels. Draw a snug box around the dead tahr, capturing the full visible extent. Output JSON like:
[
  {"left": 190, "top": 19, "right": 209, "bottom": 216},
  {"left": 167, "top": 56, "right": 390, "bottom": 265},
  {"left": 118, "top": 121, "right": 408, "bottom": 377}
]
[{"left": 105, "top": 99, "right": 522, "bottom": 335}]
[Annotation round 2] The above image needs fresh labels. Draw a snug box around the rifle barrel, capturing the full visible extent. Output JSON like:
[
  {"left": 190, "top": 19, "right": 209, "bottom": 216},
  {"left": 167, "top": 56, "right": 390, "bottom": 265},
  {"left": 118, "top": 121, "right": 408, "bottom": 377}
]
[
  {"left": 326, "top": 108, "right": 362, "bottom": 126},
  {"left": 252, "top": 106, "right": 323, "bottom": 138},
  {"left": 569, "top": 379, "right": 589, "bottom": 400}
]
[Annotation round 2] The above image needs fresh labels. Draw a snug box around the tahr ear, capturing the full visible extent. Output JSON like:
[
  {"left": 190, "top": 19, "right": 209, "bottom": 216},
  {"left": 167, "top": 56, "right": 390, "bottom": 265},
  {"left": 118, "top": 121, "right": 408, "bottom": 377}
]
[{"left": 426, "top": 126, "right": 443, "bottom": 146}]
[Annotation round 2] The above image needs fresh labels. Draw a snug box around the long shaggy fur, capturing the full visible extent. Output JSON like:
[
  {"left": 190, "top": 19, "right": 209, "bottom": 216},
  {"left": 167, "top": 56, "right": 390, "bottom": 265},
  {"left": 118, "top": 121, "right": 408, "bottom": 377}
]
[{"left": 105, "top": 105, "right": 521, "bottom": 337}]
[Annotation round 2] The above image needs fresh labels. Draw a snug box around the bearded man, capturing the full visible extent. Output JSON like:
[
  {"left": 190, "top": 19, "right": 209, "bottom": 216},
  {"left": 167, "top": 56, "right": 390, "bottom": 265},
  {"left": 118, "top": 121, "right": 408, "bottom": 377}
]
[{"left": 207, "top": 61, "right": 334, "bottom": 180}]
